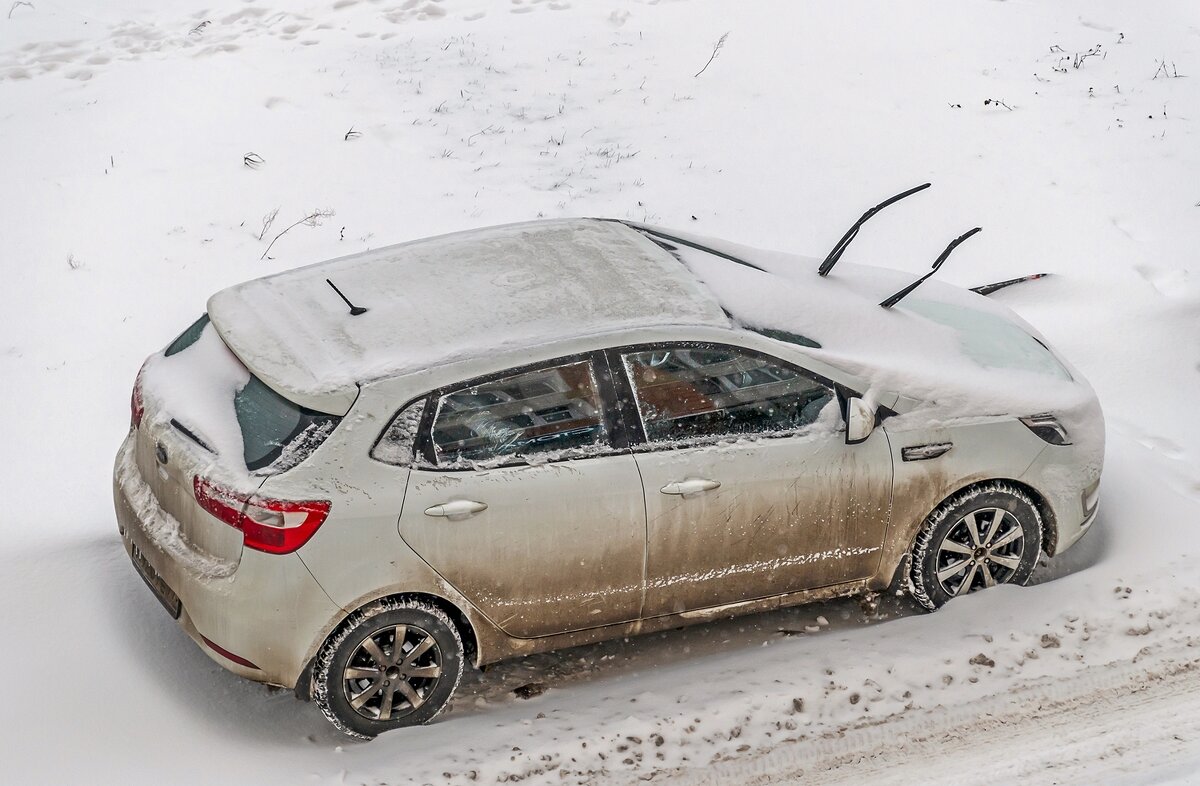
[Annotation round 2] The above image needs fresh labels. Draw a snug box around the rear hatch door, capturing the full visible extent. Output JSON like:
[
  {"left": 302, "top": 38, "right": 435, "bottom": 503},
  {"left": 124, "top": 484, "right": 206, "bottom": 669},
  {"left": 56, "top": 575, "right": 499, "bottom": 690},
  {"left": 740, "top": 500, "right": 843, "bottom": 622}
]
[{"left": 135, "top": 317, "right": 259, "bottom": 574}]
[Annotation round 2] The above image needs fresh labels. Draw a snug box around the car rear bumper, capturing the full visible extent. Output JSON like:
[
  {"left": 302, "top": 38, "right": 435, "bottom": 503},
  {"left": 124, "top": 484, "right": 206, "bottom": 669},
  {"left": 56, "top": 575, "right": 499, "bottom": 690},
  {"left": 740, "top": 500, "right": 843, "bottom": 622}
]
[{"left": 113, "top": 432, "right": 343, "bottom": 688}]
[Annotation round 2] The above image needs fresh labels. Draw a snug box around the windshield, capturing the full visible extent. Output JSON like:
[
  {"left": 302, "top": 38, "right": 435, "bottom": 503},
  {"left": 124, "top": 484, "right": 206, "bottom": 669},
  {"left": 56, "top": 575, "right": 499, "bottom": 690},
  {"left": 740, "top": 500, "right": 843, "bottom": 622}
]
[{"left": 904, "top": 299, "right": 1072, "bottom": 379}]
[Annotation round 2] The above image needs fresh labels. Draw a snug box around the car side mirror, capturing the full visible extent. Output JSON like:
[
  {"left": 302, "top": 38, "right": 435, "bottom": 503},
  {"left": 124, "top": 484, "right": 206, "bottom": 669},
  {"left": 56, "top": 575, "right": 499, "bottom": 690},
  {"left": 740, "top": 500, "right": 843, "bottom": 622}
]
[{"left": 846, "top": 397, "right": 876, "bottom": 445}]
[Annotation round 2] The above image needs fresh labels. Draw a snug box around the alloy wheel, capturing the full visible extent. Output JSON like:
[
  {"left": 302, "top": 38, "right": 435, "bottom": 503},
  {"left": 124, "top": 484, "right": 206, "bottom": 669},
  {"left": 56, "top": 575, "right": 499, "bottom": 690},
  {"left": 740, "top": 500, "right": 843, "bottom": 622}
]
[
  {"left": 934, "top": 507, "right": 1026, "bottom": 597},
  {"left": 342, "top": 624, "right": 444, "bottom": 722}
]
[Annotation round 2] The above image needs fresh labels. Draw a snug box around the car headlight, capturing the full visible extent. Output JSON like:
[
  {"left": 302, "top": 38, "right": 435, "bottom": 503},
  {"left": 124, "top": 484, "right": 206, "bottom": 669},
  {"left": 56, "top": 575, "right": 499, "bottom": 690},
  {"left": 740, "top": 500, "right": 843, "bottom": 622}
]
[{"left": 1020, "top": 413, "right": 1072, "bottom": 445}]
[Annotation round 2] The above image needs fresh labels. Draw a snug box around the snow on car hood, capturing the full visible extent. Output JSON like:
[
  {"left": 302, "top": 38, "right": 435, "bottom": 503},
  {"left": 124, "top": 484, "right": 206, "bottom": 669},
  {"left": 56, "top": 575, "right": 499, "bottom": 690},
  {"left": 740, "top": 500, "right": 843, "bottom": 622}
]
[{"left": 638, "top": 225, "right": 1099, "bottom": 428}]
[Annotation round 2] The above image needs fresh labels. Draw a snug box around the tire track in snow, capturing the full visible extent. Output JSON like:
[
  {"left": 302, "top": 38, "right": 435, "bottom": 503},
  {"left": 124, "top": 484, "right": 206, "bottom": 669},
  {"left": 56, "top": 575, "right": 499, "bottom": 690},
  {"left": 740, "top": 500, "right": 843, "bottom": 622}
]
[{"left": 643, "top": 642, "right": 1200, "bottom": 785}]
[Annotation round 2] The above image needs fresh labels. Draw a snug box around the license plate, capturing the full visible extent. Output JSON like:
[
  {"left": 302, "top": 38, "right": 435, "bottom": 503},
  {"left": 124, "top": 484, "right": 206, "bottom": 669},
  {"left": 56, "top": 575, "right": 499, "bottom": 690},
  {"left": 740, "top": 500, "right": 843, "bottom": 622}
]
[{"left": 130, "top": 542, "right": 182, "bottom": 619}]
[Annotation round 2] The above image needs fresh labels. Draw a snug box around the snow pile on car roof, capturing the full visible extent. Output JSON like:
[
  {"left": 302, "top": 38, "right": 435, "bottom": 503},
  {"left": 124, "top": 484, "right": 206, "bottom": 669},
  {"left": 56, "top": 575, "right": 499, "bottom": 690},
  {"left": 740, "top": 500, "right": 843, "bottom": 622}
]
[{"left": 208, "top": 219, "right": 730, "bottom": 414}]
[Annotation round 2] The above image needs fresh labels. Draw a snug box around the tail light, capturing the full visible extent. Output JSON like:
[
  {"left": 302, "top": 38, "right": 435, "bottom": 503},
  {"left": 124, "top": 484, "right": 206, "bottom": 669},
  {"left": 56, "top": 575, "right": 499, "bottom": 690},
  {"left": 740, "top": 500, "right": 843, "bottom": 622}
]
[
  {"left": 130, "top": 364, "right": 147, "bottom": 428},
  {"left": 193, "top": 476, "right": 331, "bottom": 555}
]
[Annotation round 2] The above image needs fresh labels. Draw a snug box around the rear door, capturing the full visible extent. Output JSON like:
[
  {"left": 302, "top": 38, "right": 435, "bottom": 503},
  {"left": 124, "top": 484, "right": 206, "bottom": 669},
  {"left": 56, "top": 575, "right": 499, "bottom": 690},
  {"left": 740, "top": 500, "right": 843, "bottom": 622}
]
[
  {"left": 395, "top": 353, "right": 647, "bottom": 638},
  {"left": 610, "top": 343, "right": 894, "bottom": 617}
]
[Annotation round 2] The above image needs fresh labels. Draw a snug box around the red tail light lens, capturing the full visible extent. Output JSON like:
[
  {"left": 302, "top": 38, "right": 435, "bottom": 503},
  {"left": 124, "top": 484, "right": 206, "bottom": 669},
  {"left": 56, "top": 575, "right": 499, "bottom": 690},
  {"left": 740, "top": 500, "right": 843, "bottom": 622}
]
[
  {"left": 130, "top": 365, "right": 146, "bottom": 428},
  {"left": 193, "top": 476, "right": 331, "bottom": 555}
]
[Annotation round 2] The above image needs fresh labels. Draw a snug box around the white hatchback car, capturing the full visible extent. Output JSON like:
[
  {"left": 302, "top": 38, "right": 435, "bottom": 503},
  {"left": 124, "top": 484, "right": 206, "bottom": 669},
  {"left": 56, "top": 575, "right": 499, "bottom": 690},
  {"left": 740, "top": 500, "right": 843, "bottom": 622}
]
[{"left": 114, "top": 218, "right": 1103, "bottom": 737}]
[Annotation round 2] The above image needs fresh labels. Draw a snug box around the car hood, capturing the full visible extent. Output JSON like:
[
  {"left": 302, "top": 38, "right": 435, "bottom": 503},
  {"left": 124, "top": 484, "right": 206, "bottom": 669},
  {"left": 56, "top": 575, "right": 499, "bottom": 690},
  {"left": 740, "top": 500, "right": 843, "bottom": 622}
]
[{"left": 636, "top": 224, "right": 1099, "bottom": 427}]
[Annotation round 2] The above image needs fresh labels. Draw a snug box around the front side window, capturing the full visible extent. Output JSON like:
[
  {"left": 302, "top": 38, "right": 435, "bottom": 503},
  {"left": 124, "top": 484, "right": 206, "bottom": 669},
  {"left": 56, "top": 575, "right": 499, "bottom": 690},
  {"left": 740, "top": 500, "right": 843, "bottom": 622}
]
[
  {"left": 622, "top": 346, "right": 834, "bottom": 444},
  {"left": 430, "top": 360, "right": 611, "bottom": 466}
]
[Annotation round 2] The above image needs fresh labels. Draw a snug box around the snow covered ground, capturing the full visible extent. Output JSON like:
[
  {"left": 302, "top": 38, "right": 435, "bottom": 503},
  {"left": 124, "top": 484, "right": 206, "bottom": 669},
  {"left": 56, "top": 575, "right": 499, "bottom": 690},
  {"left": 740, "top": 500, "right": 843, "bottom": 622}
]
[{"left": 2, "top": 0, "right": 1199, "bottom": 783}]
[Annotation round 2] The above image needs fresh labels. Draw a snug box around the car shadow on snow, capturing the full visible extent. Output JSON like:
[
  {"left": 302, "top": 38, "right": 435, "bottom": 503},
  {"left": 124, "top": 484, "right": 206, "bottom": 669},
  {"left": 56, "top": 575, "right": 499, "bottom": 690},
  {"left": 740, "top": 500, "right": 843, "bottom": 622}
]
[
  {"left": 86, "top": 534, "right": 337, "bottom": 746},
  {"left": 85, "top": 515, "right": 1108, "bottom": 746},
  {"left": 1029, "top": 510, "right": 1110, "bottom": 586}
]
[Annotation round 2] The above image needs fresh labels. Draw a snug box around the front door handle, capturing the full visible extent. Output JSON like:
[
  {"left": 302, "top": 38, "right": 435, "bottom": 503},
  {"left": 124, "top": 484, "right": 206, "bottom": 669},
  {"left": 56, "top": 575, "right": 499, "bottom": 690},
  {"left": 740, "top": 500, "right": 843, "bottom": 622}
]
[
  {"left": 424, "top": 500, "right": 489, "bottom": 519},
  {"left": 660, "top": 478, "right": 721, "bottom": 497}
]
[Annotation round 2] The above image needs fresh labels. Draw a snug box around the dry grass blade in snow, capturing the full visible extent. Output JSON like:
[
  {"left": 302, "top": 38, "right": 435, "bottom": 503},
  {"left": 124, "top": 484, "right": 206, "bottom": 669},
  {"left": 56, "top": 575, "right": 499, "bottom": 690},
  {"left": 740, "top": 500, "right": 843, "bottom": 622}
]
[
  {"left": 260, "top": 209, "right": 335, "bottom": 260},
  {"left": 694, "top": 32, "right": 729, "bottom": 77}
]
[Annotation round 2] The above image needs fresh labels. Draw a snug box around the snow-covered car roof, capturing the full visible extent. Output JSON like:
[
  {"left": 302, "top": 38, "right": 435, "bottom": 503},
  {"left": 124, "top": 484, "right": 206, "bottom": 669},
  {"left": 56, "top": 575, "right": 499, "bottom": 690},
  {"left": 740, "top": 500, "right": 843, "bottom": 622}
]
[
  {"left": 210, "top": 217, "right": 1092, "bottom": 422},
  {"left": 208, "top": 219, "right": 731, "bottom": 413}
]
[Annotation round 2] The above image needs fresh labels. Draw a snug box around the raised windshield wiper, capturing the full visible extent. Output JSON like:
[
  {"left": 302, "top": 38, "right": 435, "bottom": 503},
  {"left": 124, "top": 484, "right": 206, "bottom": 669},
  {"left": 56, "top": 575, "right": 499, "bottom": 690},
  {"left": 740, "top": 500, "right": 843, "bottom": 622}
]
[
  {"left": 879, "top": 227, "right": 982, "bottom": 309},
  {"left": 817, "top": 183, "right": 932, "bottom": 277},
  {"left": 970, "top": 272, "right": 1049, "bottom": 296}
]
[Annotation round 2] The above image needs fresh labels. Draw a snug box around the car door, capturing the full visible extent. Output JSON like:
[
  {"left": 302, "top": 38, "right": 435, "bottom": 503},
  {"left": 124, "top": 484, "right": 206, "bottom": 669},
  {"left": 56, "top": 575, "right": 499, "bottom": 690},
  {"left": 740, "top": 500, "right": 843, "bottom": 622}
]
[
  {"left": 610, "top": 343, "right": 894, "bottom": 617},
  {"left": 393, "top": 352, "right": 647, "bottom": 638}
]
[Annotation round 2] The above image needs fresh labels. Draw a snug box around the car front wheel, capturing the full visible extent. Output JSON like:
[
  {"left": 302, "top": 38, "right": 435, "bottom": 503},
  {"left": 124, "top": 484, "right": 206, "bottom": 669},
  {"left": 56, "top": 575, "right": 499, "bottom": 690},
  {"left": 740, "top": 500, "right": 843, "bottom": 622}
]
[
  {"left": 908, "top": 482, "right": 1043, "bottom": 611},
  {"left": 313, "top": 598, "right": 464, "bottom": 738}
]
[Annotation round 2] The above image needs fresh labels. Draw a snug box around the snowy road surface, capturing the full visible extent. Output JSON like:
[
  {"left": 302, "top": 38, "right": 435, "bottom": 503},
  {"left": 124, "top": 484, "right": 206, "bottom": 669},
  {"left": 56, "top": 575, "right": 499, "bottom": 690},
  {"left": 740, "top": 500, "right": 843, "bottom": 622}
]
[{"left": 2, "top": 0, "right": 1199, "bottom": 783}]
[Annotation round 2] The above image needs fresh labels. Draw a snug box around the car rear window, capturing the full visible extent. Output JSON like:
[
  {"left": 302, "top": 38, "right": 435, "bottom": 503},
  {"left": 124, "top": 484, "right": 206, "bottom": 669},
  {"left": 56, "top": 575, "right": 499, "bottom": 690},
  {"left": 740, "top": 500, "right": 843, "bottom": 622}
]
[
  {"left": 234, "top": 375, "right": 340, "bottom": 472},
  {"left": 164, "top": 314, "right": 210, "bottom": 356}
]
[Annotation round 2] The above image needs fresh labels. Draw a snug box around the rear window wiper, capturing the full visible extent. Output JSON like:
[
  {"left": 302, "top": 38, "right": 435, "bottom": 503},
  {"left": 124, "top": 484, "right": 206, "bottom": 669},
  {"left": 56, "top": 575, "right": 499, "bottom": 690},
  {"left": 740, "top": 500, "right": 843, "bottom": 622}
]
[{"left": 170, "top": 418, "right": 214, "bottom": 453}]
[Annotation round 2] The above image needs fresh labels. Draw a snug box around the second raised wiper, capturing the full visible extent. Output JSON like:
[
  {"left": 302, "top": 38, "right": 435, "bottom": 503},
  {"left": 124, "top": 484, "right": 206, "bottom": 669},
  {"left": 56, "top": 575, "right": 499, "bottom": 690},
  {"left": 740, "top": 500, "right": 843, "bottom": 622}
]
[{"left": 880, "top": 227, "right": 982, "bottom": 309}]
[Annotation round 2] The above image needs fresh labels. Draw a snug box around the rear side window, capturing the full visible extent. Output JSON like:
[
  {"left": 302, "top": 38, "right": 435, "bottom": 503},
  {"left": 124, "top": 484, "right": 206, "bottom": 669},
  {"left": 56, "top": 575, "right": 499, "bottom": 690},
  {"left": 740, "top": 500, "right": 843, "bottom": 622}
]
[
  {"left": 622, "top": 347, "right": 834, "bottom": 443},
  {"left": 372, "top": 398, "right": 426, "bottom": 466},
  {"left": 234, "top": 376, "right": 340, "bottom": 472},
  {"left": 429, "top": 360, "right": 611, "bottom": 466},
  {"left": 165, "top": 314, "right": 211, "bottom": 357}
]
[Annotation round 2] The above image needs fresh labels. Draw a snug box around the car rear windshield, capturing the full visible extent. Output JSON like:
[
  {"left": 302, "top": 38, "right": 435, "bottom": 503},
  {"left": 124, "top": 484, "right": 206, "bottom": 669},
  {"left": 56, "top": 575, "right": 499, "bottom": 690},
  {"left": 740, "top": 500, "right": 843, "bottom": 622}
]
[
  {"left": 165, "top": 314, "right": 210, "bottom": 356},
  {"left": 234, "top": 375, "right": 340, "bottom": 472}
]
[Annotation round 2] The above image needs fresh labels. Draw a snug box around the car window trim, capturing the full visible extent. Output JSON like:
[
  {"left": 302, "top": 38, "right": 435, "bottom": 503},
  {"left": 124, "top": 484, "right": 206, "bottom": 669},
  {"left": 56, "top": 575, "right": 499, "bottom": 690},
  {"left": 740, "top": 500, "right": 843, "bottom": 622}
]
[
  {"left": 368, "top": 393, "right": 430, "bottom": 467},
  {"left": 604, "top": 341, "right": 848, "bottom": 452},
  {"left": 408, "top": 350, "right": 632, "bottom": 472}
]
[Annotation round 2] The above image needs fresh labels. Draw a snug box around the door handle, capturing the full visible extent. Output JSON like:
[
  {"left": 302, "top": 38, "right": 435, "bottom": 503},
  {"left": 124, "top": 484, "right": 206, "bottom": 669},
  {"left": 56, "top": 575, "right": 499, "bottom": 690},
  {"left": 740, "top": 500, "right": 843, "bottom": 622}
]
[
  {"left": 660, "top": 478, "right": 721, "bottom": 496},
  {"left": 424, "top": 500, "right": 489, "bottom": 519}
]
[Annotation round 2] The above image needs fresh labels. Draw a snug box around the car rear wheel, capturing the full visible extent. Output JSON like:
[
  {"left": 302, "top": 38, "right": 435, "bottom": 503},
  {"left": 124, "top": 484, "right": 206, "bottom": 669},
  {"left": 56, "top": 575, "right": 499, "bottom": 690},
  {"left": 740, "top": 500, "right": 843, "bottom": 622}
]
[
  {"left": 908, "top": 482, "right": 1043, "bottom": 611},
  {"left": 313, "top": 599, "right": 464, "bottom": 738}
]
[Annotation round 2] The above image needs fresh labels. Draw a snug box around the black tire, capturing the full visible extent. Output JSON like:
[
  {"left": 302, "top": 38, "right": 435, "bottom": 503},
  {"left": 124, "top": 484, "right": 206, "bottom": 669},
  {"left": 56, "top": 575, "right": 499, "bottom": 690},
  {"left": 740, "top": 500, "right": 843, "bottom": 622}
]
[
  {"left": 908, "top": 482, "right": 1043, "bottom": 612},
  {"left": 313, "top": 598, "right": 464, "bottom": 739}
]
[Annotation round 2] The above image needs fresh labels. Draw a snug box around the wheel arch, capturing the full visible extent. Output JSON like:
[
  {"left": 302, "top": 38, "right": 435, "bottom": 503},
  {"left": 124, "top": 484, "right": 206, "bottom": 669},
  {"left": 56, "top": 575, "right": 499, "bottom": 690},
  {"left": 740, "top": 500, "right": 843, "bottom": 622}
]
[
  {"left": 295, "top": 589, "right": 479, "bottom": 701},
  {"left": 907, "top": 477, "right": 1057, "bottom": 558},
  {"left": 902, "top": 477, "right": 1049, "bottom": 611},
  {"left": 1010, "top": 478, "right": 1058, "bottom": 557}
]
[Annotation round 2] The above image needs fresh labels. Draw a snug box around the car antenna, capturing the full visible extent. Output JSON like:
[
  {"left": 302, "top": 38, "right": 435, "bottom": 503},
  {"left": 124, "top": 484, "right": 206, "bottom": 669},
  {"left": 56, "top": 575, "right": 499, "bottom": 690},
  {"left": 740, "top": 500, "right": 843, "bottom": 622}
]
[
  {"left": 879, "top": 227, "right": 982, "bottom": 309},
  {"left": 326, "top": 278, "right": 368, "bottom": 316},
  {"left": 818, "top": 183, "right": 932, "bottom": 277}
]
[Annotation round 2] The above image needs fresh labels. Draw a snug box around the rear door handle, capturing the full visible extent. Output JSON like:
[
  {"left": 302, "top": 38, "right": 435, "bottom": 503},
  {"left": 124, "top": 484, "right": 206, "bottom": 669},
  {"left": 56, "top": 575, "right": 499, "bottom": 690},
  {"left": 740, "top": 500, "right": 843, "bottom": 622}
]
[
  {"left": 660, "top": 478, "right": 721, "bottom": 496},
  {"left": 424, "top": 500, "right": 488, "bottom": 519}
]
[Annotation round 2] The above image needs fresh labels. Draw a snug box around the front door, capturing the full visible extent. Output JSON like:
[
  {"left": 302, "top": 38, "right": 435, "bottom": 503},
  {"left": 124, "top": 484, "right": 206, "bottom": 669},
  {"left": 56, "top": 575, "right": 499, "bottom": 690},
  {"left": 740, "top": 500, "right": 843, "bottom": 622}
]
[
  {"left": 396, "top": 354, "right": 646, "bottom": 638},
  {"left": 612, "top": 344, "right": 893, "bottom": 617}
]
